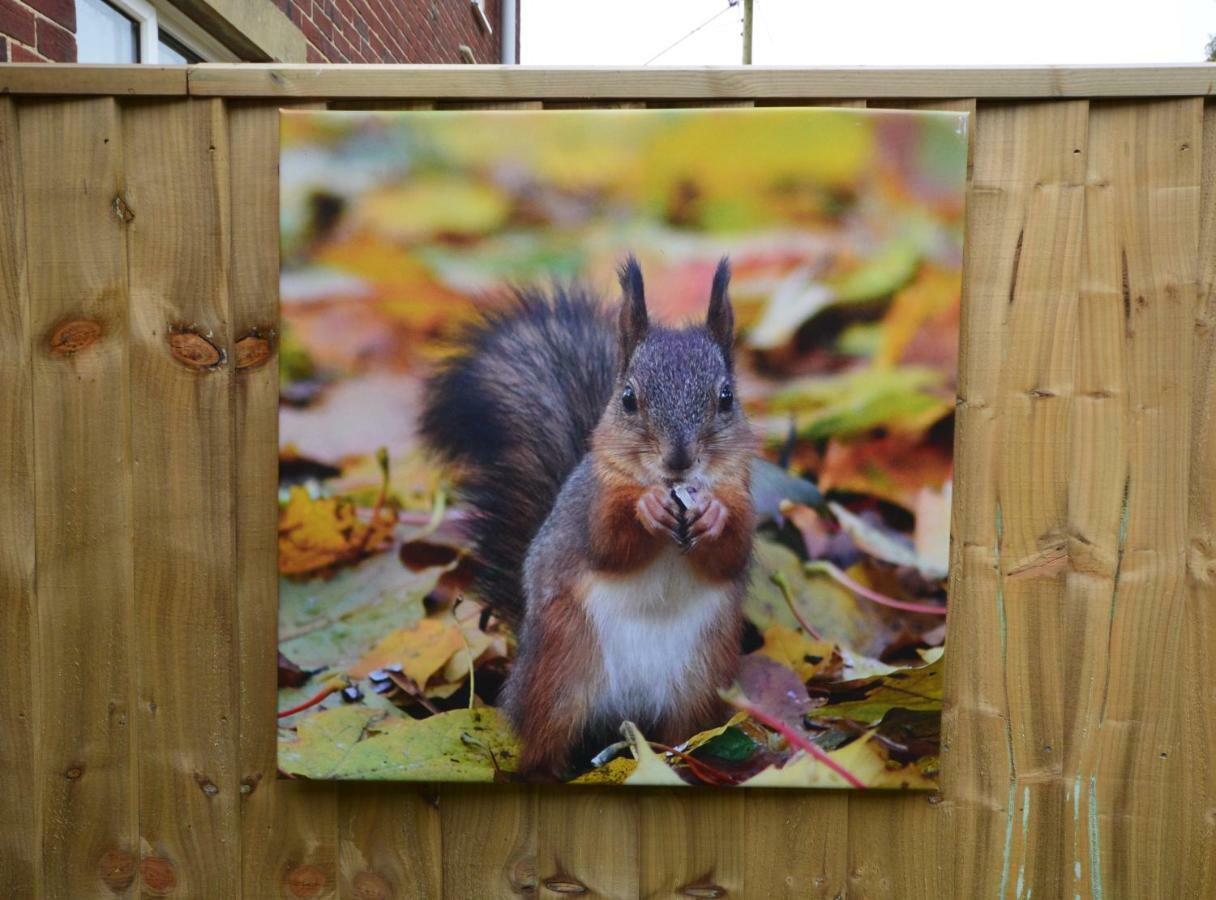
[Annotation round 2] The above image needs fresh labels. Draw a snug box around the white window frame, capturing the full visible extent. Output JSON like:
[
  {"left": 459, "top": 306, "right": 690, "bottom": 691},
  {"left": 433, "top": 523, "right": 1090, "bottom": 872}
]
[{"left": 87, "top": 0, "right": 238, "bottom": 63}]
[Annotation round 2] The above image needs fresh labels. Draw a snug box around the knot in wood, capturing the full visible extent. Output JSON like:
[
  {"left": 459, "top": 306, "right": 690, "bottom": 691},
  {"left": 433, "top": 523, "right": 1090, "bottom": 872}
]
[
  {"left": 49, "top": 319, "right": 102, "bottom": 356},
  {"left": 64, "top": 763, "right": 84, "bottom": 781},
  {"left": 193, "top": 772, "right": 219, "bottom": 797},
  {"left": 169, "top": 330, "right": 224, "bottom": 369},
  {"left": 286, "top": 863, "right": 327, "bottom": 898},
  {"left": 543, "top": 873, "right": 589, "bottom": 894},
  {"left": 139, "top": 857, "right": 177, "bottom": 895},
  {"left": 97, "top": 848, "right": 137, "bottom": 893},
  {"left": 351, "top": 871, "right": 392, "bottom": 900},
  {"left": 680, "top": 883, "right": 728, "bottom": 898},
  {"left": 235, "top": 332, "right": 272, "bottom": 370}
]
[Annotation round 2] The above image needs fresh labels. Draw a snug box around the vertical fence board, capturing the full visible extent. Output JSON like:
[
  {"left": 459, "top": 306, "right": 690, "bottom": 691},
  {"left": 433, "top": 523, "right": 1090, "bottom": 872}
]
[
  {"left": 338, "top": 784, "right": 442, "bottom": 900},
  {"left": 1084, "top": 98, "right": 1205, "bottom": 897},
  {"left": 441, "top": 784, "right": 537, "bottom": 898},
  {"left": 228, "top": 100, "right": 342, "bottom": 900},
  {"left": 0, "top": 96, "right": 37, "bottom": 899},
  {"left": 125, "top": 97, "right": 240, "bottom": 897},
  {"left": 20, "top": 97, "right": 138, "bottom": 899},
  {"left": 432, "top": 97, "right": 544, "bottom": 900},
  {"left": 1187, "top": 98, "right": 1216, "bottom": 897}
]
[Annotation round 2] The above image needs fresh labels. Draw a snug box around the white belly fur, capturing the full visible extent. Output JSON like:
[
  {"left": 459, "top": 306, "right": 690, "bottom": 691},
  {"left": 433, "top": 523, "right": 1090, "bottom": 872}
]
[{"left": 585, "top": 547, "right": 730, "bottom": 724}]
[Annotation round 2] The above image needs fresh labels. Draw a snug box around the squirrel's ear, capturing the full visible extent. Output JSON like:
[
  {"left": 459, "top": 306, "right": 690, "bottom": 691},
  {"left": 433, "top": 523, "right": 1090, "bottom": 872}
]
[
  {"left": 706, "top": 256, "right": 734, "bottom": 365},
  {"left": 617, "top": 255, "right": 648, "bottom": 369}
]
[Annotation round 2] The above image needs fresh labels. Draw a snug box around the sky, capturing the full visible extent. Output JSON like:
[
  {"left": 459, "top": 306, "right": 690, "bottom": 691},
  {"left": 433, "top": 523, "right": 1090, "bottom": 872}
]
[{"left": 521, "top": 0, "right": 1216, "bottom": 66}]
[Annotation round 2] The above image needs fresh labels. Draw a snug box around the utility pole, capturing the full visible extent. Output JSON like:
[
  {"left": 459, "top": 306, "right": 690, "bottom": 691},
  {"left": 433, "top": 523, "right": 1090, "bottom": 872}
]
[{"left": 742, "top": 0, "right": 753, "bottom": 64}]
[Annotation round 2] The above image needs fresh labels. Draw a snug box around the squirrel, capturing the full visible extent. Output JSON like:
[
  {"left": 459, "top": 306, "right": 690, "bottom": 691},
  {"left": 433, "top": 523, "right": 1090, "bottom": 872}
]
[{"left": 421, "top": 256, "right": 756, "bottom": 780}]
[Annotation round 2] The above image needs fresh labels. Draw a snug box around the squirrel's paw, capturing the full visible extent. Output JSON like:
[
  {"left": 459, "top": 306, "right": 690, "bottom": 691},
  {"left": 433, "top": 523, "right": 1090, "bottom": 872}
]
[
  {"left": 687, "top": 495, "right": 728, "bottom": 547},
  {"left": 636, "top": 485, "right": 682, "bottom": 541}
]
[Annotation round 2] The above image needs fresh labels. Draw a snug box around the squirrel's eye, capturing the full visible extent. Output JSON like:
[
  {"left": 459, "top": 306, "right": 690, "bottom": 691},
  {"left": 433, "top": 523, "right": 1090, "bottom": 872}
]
[
  {"left": 718, "top": 385, "right": 734, "bottom": 413},
  {"left": 621, "top": 385, "right": 638, "bottom": 414}
]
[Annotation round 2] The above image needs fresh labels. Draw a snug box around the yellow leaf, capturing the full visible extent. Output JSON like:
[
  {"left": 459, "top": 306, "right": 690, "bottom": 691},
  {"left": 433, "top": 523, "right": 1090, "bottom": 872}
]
[
  {"left": 278, "top": 486, "right": 395, "bottom": 577},
  {"left": 756, "top": 626, "right": 842, "bottom": 682},
  {"left": 571, "top": 756, "right": 638, "bottom": 785},
  {"left": 349, "top": 619, "right": 465, "bottom": 686},
  {"left": 621, "top": 721, "right": 687, "bottom": 787},
  {"left": 279, "top": 707, "right": 520, "bottom": 781},
  {"left": 741, "top": 732, "right": 936, "bottom": 790}
]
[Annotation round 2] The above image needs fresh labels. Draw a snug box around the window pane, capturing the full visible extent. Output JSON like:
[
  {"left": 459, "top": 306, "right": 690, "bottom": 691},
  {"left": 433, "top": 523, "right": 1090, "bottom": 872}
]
[
  {"left": 158, "top": 31, "right": 202, "bottom": 65},
  {"left": 75, "top": 0, "right": 139, "bottom": 64}
]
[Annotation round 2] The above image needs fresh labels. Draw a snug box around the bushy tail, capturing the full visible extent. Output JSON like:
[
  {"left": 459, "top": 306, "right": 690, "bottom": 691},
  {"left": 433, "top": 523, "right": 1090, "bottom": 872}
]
[{"left": 420, "top": 285, "right": 618, "bottom": 627}]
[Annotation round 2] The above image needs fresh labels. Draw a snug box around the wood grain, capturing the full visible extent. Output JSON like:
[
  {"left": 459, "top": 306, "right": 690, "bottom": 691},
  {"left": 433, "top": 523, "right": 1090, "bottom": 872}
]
[
  {"left": 20, "top": 97, "right": 138, "bottom": 899},
  {"left": 124, "top": 98, "right": 240, "bottom": 897},
  {"left": 1082, "top": 98, "right": 1206, "bottom": 897},
  {"left": 227, "top": 100, "right": 342, "bottom": 900},
  {"left": 338, "top": 784, "right": 442, "bottom": 900},
  {"left": 0, "top": 96, "right": 37, "bottom": 899},
  {"left": 178, "top": 63, "right": 1216, "bottom": 100}
]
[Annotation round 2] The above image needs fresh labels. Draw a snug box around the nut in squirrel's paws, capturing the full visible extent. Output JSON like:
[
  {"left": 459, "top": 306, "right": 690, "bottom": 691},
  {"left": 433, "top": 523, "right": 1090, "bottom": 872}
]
[
  {"left": 636, "top": 485, "right": 682, "bottom": 541},
  {"left": 669, "top": 484, "right": 728, "bottom": 551}
]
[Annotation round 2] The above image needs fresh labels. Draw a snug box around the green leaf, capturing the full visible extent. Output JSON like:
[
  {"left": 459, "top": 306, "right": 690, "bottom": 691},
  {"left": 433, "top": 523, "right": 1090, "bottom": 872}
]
[
  {"left": 825, "top": 236, "right": 922, "bottom": 303},
  {"left": 768, "top": 367, "right": 951, "bottom": 441},
  {"left": 810, "top": 655, "right": 944, "bottom": 725},
  {"left": 279, "top": 706, "right": 520, "bottom": 781},
  {"left": 695, "top": 726, "right": 760, "bottom": 762}
]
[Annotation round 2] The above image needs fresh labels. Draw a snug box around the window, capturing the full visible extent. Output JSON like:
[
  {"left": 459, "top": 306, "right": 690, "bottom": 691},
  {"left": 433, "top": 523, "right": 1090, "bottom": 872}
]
[
  {"left": 76, "top": 0, "right": 139, "bottom": 63},
  {"left": 74, "top": 0, "right": 236, "bottom": 63}
]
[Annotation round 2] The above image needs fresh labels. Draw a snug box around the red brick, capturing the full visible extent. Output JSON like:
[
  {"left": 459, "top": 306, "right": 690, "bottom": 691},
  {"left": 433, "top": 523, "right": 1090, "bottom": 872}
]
[
  {"left": 32, "top": 0, "right": 73, "bottom": 29},
  {"left": 0, "top": 0, "right": 36, "bottom": 46},
  {"left": 306, "top": 43, "right": 324, "bottom": 63},
  {"left": 35, "top": 15, "right": 72, "bottom": 61},
  {"left": 10, "top": 41, "right": 39, "bottom": 61}
]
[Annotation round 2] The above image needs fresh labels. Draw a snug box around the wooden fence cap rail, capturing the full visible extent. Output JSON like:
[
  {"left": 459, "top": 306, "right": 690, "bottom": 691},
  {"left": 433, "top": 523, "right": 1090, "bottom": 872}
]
[{"left": 0, "top": 63, "right": 1213, "bottom": 100}]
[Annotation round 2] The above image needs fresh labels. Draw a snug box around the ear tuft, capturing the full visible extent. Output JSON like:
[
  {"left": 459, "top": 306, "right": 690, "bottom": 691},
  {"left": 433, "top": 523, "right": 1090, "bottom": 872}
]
[
  {"left": 706, "top": 256, "right": 734, "bottom": 366},
  {"left": 617, "top": 255, "right": 648, "bottom": 370}
]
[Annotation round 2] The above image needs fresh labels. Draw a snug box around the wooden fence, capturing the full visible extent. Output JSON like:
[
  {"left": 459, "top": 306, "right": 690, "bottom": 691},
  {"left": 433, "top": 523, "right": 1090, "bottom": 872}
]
[{"left": 0, "top": 63, "right": 1213, "bottom": 899}]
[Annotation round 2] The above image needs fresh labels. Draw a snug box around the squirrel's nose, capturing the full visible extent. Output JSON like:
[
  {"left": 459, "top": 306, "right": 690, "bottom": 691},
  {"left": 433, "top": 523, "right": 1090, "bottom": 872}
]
[{"left": 664, "top": 446, "right": 694, "bottom": 475}]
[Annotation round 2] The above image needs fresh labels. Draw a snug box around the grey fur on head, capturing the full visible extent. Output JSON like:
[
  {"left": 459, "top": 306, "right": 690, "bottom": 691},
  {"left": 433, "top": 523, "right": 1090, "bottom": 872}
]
[{"left": 617, "top": 255, "right": 648, "bottom": 373}]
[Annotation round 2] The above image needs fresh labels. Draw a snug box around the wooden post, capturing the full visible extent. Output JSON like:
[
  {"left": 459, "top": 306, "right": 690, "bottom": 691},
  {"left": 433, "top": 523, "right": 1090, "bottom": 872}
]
[{"left": 742, "top": 0, "right": 753, "bottom": 65}]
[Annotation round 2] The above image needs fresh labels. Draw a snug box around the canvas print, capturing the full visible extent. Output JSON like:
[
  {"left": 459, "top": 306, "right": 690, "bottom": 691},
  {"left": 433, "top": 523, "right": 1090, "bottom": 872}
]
[{"left": 277, "top": 106, "right": 967, "bottom": 788}]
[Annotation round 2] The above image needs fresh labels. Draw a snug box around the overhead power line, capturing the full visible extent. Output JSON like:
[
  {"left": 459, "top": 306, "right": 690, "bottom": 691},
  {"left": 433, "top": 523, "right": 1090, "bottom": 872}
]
[{"left": 643, "top": 2, "right": 737, "bottom": 66}]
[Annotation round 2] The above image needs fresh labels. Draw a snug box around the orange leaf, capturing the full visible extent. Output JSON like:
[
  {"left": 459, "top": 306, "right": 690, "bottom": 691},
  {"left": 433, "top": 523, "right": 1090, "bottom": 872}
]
[
  {"left": 349, "top": 619, "right": 465, "bottom": 687},
  {"left": 278, "top": 486, "right": 395, "bottom": 577}
]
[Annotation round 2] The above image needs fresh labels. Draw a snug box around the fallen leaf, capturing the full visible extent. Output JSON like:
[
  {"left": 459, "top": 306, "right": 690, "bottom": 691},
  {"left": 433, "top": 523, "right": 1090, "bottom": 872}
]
[
  {"left": 747, "top": 539, "right": 894, "bottom": 658},
  {"left": 829, "top": 501, "right": 947, "bottom": 581},
  {"left": 279, "top": 706, "right": 519, "bottom": 781},
  {"left": 740, "top": 732, "right": 935, "bottom": 790},
  {"left": 768, "top": 367, "right": 952, "bottom": 441},
  {"left": 348, "top": 619, "right": 465, "bottom": 686},
  {"left": 818, "top": 431, "right": 952, "bottom": 510},
  {"left": 756, "top": 625, "right": 843, "bottom": 682},
  {"left": 278, "top": 486, "right": 396, "bottom": 577},
  {"left": 913, "top": 484, "right": 951, "bottom": 577},
  {"left": 874, "top": 264, "right": 960, "bottom": 368},
  {"left": 750, "top": 457, "right": 823, "bottom": 525},
  {"left": 810, "top": 654, "right": 944, "bottom": 725},
  {"left": 621, "top": 721, "right": 687, "bottom": 787},
  {"left": 278, "top": 652, "right": 312, "bottom": 689},
  {"left": 734, "top": 654, "right": 816, "bottom": 731}
]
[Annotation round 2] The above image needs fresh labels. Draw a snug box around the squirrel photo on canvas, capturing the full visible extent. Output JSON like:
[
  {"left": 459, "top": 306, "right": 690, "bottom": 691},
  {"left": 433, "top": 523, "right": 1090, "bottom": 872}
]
[{"left": 421, "top": 256, "right": 756, "bottom": 780}]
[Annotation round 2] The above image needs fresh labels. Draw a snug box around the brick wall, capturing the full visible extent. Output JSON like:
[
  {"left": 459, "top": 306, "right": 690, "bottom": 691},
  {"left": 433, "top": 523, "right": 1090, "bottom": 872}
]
[
  {"left": 0, "top": 0, "right": 76, "bottom": 62},
  {"left": 279, "top": 0, "right": 514, "bottom": 64},
  {"left": 0, "top": 0, "right": 517, "bottom": 64}
]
